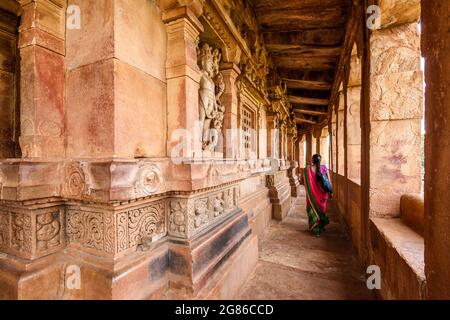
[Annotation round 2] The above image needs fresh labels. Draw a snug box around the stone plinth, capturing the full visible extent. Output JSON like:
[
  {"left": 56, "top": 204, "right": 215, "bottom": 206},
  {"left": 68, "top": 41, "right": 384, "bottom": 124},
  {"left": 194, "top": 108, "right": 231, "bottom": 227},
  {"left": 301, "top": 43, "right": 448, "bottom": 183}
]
[{"left": 266, "top": 170, "right": 292, "bottom": 221}]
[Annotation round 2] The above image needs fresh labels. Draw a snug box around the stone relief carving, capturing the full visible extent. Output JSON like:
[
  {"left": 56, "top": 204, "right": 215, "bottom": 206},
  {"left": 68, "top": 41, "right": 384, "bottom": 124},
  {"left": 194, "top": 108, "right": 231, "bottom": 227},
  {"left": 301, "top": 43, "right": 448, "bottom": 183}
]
[
  {"left": 63, "top": 162, "right": 91, "bottom": 198},
  {"left": 213, "top": 193, "right": 225, "bottom": 217},
  {"left": 36, "top": 211, "right": 61, "bottom": 252},
  {"left": 168, "top": 200, "right": 187, "bottom": 238},
  {"left": 207, "top": 164, "right": 220, "bottom": 185},
  {"left": 0, "top": 209, "right": 65, "bottom": 258},
  {"left": 0, "top": 211, "right": 9, "bottom": 249},
  {"left": 134, "top": 162, "right": 163, "bottom": 198},
  {"left": 11, "top": 213, "right": 32, "bottom": 253},
  {"left": 198, "top": 43, "right": 225, "bottom": 151},
  {"left": 194, "top": 198, "right": 210, "bottom": 228},
  {"left": 68, "top": 201, "right": 166, "bottom": 255},
  {"left": 67, "top": 210, "right": 110, "bottom": 253},
  {"left": 0, "top": 169, "right": 5, "bottom": 199},
  {"left": 127, "top": 202, "right": 166, "bottom": 248}
]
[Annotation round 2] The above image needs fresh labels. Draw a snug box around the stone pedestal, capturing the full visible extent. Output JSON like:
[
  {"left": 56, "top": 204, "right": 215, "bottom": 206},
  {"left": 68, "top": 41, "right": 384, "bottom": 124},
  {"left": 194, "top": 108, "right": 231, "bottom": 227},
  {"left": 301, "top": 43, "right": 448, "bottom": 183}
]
[{"left": 266, "top": 170, "right": 292, "bottom": 221}]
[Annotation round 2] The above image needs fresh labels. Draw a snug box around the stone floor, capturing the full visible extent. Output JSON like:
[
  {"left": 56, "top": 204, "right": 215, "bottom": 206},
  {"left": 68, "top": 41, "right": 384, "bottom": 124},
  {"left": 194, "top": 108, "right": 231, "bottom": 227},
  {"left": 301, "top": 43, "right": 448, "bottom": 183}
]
[{"left": 238, "top": 189, "right": 375, "bottom": 300}]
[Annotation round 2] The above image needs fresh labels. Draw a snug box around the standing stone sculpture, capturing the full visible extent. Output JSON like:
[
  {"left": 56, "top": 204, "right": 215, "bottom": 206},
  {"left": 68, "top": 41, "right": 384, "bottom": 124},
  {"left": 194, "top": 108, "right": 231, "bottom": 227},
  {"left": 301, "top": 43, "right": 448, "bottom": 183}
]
[{"left": 198, "top": 43, "right": 225, "bottom": 151}]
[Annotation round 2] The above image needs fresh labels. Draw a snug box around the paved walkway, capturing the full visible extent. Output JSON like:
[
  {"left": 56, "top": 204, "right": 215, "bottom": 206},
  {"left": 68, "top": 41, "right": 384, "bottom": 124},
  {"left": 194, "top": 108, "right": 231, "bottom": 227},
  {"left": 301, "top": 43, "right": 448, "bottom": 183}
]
[{"left": 238, "top": 189, "right": 375, "bottom": 300}]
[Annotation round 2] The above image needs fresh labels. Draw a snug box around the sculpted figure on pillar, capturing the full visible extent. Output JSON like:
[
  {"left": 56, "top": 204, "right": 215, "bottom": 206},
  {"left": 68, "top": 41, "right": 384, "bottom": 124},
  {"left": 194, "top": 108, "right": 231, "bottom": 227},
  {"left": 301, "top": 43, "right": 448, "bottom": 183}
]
[{"left": 198, "top": 43, "right": 225, "bottom": 151}]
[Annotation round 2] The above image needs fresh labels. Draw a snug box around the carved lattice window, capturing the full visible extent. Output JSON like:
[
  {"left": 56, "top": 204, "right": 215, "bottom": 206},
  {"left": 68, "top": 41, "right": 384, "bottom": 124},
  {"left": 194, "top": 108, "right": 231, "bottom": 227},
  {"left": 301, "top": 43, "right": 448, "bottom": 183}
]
[{"left": 241, "top": 106, "right": 255, "bottom": 156}]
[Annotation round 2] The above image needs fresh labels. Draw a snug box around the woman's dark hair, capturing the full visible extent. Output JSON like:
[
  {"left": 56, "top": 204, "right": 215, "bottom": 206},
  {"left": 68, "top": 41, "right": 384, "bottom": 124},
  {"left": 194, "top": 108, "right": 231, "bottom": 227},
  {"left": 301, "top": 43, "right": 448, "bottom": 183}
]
[{"left": 312, "top": 154, "right": 322, "bottom": 182}]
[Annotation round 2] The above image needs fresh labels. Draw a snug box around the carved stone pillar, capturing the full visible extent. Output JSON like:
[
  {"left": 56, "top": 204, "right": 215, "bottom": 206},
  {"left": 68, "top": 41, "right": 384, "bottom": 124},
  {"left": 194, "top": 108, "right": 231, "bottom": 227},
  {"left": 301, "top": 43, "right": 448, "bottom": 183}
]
[
  {"left": 305, "top": 132, "right": 312, "bottom": 165},
  {"left": 422, "top": 1, "right": 450, "bottom": 299},
  {"left": 18, "top": 0, "right": 66, "bottom": 158},
  {"left": 266, "top": 112, "right": 279, "bottom": 163},
  {"left": 220, "top": 63, "right": 240, "bottom": 159},
  {"left": 286, "top": 130, "right": 299, "bottom": 197},
  {"left": 163, "top": 6, "right": 204, "bottom": 159}
]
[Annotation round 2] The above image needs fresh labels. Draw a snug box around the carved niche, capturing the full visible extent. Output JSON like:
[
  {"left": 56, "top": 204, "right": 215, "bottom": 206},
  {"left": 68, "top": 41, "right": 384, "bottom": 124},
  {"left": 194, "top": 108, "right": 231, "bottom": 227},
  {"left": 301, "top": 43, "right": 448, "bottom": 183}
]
[{"left": 198, "top": 43, "right": 225, "bottom": 151}]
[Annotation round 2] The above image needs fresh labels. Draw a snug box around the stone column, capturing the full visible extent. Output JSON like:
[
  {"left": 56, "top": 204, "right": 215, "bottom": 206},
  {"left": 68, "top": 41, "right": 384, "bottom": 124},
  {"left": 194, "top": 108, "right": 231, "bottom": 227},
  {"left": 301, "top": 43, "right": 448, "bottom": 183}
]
[
  {"left": 287, "top": 129, "right": 296, "bottom": 162},
  {"left": 266, "top": 112, "right": 279, "bottom": 160},
  {"left": 368, "top": 22, "right": 423, "bottom": 217},
  {"left": 18, "top": 0, "right": 66, "bottom": 158},
  {"left": 311, "top": 134, "right": 316, "bottom": 156},
  {"left": 347, "top": 52, "right": 362, "bottom": 184},
  {"left": 296, "top": 134, "right": 305, "bottom": 184},
  {"left": 319, "top": 128, "right": 329, "bottom": 167},
  {"left": 0, "top": 9, "right": 19, "bottom": 158},
  {"left": 331, "top": 110, "right": 337, "bottom": 172},
  {"left": 337, "top": 91, "right": 345, "bottom": 176},
  {"left": 305, "top": 132, "right": 312, "bottom": 165},
  {"left": 163, "top": 7, "right": 204, "bottom": 159},
  {"left": 66, "top": 0, "right": 168, "bottom": 159},
  {"left": 422, "top": 1, "right": 450, "bottom": 299},
  {"left": 220, "top": 62, "right": 240, "bottom": 159},
  {"left": 287, "top": 129, "right": 300, "bottom": 197}
]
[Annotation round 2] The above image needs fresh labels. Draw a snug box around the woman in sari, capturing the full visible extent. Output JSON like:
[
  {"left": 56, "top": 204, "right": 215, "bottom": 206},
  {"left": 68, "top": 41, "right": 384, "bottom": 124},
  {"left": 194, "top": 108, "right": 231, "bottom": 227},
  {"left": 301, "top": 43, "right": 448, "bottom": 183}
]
[{"left": 303, "top": 154, "right": 333, "bottom": 236}]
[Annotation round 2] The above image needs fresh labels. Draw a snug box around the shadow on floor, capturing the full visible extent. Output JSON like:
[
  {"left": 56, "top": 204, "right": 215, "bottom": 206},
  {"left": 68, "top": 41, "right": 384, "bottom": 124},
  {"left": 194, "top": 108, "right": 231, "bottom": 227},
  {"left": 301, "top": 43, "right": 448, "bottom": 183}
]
[{"left": 238, "top": 189, "right": 375, "bottom": 300}]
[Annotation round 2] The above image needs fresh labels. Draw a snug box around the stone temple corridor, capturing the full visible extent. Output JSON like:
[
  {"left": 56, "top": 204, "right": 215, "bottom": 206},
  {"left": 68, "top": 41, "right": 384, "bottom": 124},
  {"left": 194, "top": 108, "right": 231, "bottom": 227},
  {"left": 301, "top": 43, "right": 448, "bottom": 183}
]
[
  {"left": 238, "top": 191, "right": 374, "bottom": 300},
  {"left": 0, "top": 0, "right": 449, "bottom": 301}
]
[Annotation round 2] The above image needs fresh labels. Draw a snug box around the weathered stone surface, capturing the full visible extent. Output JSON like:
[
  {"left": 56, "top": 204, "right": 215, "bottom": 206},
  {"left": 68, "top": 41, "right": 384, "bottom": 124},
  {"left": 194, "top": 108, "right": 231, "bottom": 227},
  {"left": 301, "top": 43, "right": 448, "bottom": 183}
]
[
  {"left": 348, "top": 54, "right": 361, "bottom": 87},
  {"left": 66, "top": 0, "right": 114, "bottom": 70},
  {"left": 370, "top": 218, "right": 425, "bottom": 300},
  {"left": 369, "top": 119, "right": 422, "bottom": 217},
  {"left": 370, "top": 71, "right": 423, "bottom": 121},
  {"left": 115, "top": 0, "right": 167, "bottom": 82},
  {"left": 400, "top": 193, "right": 424, "bottom": 236},
  {"left": 66, "top": 59, "right": 115, "bottom": 158},
  {"left": 378, "top": 0, "right": 421, "bottom": 29},
  {"left": 370, "top": 23, "right": 421, "bottom": 76},
  {"left": 115, "top": 60, "right": 167, "bottom": 158},
  {"left": 19, "top": 45, "right": 65, "bottom": 158}
]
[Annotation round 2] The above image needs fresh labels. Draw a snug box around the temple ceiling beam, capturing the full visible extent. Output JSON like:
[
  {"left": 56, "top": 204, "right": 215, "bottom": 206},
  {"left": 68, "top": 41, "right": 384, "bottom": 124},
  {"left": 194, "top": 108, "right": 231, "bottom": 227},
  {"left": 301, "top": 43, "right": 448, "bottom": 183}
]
[
  {"left": 284, "top": 79, "right": 333, "bottom": 91},
  {"left": 288, "top": 96, "right": 329, "bottom": 106}
]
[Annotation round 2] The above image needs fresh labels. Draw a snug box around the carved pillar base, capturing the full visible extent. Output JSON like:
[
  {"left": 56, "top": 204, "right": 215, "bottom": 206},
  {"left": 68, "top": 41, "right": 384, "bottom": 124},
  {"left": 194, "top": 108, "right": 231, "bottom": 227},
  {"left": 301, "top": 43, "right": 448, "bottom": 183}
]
[
  {"left": 0, "top": 178, "right": 257, "bottom": 299},
  {"left": 266, "top": 170, "right": 292, "bottom": 221}
]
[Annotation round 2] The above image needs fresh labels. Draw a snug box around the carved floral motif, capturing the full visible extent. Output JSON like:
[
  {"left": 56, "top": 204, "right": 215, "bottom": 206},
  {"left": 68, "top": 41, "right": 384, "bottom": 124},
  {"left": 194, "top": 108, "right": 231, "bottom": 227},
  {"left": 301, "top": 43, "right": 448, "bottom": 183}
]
[
  {"left": 168, "top": 200, "right": 187, "bottom": 238},
  {"left": 63, "top": 162, "right": 89, "bottom": 198},
  {"left": 134, "top": 162, "right": 163, "bottom": 198}
]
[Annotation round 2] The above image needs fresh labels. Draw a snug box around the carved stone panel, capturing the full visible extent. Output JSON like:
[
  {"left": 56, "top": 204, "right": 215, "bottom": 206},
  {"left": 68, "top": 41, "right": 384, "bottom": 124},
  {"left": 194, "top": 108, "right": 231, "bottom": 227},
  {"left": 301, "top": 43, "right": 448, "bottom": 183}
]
[
  {"left": 67, "top": 209, "right": 113, "bottom": 254},
  {"left": 0, "top": 207, "right": 65, "bottom": 260},
  {"left": 67, "top": 200, "right": 167, "bottom": 257},
  {"left": 134, "top": 162, "right": 164, "bottom": 198},
  {"left": 116, "top": 200, "right": 166, "bottom": 254}
]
